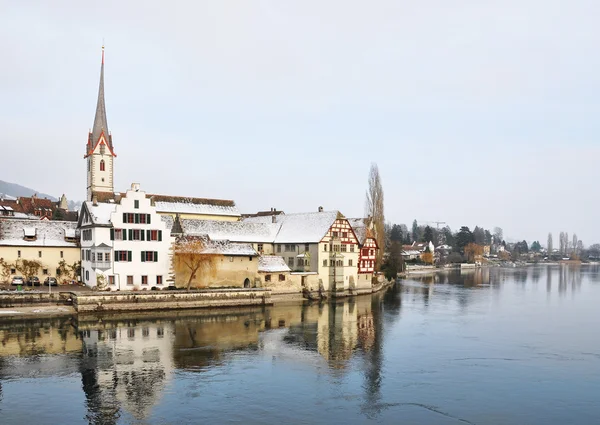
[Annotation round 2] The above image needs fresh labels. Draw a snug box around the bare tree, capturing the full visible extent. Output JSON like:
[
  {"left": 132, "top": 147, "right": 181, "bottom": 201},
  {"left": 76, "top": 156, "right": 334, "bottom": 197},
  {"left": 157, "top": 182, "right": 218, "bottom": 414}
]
[
  {"left": 365, "top": 163, "right": 385, "bottom": 269},
  {"left": 173, "top": 236, "right": 221, "bottom": 289},
  {"left": 0, "top": 258, "right": 13, "bottom": 283},
  {"left": 16, "top": 259, "right": 42, "bottom": 282},
  {"left": 493, "top": 227, "right": 503, "bottom": 244},
  {"left": 564, "top": 232, "right": 569, "bottom": 255},
  {"left": 572, "top": 234, "right": 578, "bottom": 255},
  {"left": 547, "top": 233, "right": 553, "bottom": 257}
]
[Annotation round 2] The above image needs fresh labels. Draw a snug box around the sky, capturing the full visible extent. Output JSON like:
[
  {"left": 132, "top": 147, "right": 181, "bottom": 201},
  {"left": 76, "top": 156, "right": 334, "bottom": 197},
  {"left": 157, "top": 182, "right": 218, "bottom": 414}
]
[{"left": 1, "top": 1, "right": 599, "bottom": 244}]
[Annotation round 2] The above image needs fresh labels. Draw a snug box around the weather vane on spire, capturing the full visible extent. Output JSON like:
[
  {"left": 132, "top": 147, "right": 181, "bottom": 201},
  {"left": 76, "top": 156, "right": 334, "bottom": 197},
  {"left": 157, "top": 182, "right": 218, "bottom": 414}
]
[{"left": 101, "top": 40, "right": 105, "bottom": 64}]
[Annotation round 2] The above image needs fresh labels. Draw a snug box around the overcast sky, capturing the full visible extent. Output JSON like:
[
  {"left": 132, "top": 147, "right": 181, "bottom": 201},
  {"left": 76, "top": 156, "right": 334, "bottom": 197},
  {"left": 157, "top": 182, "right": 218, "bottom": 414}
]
[{"left": 1, "top": 1, "right": 599, "bottom": 244}]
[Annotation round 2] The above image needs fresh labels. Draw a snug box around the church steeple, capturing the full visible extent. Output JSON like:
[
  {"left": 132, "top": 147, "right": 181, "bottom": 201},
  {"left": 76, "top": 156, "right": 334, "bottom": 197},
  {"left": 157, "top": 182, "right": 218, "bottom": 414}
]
[
  {"left": 86, "top": 45, "right": 116, "bottom": 201},
  {"left": 87, "top": 45, "right": 114, "bottom": 154}
]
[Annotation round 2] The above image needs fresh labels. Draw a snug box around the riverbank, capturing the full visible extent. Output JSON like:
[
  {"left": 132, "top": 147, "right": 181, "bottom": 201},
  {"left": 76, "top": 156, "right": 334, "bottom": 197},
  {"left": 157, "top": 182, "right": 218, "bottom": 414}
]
[{"left": 0, "top": 279, "right": 395, "bottom": 319}]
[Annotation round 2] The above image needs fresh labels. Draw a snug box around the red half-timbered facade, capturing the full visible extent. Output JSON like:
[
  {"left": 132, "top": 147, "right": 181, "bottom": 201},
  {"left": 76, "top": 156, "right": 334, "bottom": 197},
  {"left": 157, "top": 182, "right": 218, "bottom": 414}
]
[{"left": 358, "top": 236, "right": 378, "bottom": 274}]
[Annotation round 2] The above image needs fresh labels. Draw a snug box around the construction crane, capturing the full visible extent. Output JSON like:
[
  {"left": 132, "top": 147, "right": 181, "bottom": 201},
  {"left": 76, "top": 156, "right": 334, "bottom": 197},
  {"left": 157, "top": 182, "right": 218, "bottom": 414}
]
[{"left": 420, "top": 221, "right": 447, "bottom": 230}]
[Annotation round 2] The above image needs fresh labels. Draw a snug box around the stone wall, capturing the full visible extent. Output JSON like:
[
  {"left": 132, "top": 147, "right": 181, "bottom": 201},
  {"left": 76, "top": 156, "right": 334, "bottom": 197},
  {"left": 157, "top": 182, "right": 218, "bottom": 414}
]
[{"left": 72, "top": 288, "right": 271, "bottom": 313}]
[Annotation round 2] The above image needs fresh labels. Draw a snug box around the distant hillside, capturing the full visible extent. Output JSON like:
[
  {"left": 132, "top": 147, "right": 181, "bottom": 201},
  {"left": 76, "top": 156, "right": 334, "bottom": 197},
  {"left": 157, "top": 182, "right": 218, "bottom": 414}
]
[{"left": 0, "top": 179, "right": 57, "bottom": 201}]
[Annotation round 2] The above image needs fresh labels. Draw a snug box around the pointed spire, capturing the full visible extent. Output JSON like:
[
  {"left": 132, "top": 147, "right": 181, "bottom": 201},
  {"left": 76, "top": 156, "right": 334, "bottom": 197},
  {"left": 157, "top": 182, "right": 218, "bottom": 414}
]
[{"left": 90, "top": 45, "right": 112, "bottom": 150}]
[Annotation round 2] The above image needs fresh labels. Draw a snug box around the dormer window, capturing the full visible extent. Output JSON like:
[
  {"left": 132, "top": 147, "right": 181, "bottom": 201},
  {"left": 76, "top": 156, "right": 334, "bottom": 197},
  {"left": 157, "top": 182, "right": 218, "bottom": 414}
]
[
  {"left": 100, "top": 160, "right": 105, "bottom": 171},
  {"left": 100, "top": 144, "right": 106, "bottom": 155}
]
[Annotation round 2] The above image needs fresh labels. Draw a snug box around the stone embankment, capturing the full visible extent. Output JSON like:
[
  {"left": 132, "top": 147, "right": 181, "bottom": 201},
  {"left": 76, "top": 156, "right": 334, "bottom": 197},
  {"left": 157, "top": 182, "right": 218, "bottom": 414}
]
[{"left": 72, "top": 288, "right": 272, "bottom": 313}]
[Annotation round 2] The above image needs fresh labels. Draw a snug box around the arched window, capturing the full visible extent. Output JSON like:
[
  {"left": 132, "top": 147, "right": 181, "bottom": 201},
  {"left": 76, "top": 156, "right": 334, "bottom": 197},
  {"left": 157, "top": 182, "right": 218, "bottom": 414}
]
[{"left": 100, "top": 160, "right": 105, "bottom": 171}]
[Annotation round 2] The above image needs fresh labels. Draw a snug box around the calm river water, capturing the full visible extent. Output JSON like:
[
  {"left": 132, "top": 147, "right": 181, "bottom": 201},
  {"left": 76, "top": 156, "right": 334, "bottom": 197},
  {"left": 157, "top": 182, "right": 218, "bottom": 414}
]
[{"left": 0, "top": 265, "right": 599, "bottom": 424}]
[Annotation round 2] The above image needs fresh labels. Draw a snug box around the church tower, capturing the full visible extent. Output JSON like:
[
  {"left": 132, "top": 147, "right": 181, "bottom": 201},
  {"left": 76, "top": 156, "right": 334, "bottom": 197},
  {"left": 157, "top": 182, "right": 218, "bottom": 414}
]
[{"left": 85, "top": 45, "right": 116, "bottom": 201}]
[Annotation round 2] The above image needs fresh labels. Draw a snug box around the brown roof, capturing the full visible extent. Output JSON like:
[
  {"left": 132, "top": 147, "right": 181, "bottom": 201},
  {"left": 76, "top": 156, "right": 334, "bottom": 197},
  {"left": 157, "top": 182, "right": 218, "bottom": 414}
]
[
  {"left": 91, "top": 191, "right": 236, "bottom": 207},
  {"left": 242, "top": 209, "right": 285, "bottom": 218}
]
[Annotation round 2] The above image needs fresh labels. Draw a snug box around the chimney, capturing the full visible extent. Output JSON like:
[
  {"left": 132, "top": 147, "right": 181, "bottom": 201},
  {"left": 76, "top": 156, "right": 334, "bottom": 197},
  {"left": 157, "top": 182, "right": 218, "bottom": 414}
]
[
  {"left": 92, "top": 194, "right": 98, "bottom": 206},
  {"left": 272, "top": 215, "right": 277, "bottom": 223},
  {"left": 318, "top": 206, "right": 323, "bottom": 212}
]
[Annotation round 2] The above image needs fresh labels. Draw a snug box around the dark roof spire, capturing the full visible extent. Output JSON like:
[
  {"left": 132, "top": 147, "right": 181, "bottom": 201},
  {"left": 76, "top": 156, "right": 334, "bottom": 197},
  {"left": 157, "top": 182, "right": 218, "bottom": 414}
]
[{"left": 90, "top": 45, "right": 112, "bottom": 150}]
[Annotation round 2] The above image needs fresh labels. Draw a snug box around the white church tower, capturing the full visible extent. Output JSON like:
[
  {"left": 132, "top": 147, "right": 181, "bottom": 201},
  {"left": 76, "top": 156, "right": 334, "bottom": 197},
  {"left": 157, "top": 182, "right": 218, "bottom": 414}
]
[{"left": 85, "top": 45, "right": 116, "bottom": 201}]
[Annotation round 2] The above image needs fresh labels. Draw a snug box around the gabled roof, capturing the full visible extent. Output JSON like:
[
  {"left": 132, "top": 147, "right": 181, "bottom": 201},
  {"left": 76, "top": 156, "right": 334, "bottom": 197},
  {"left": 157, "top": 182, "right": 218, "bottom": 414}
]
[
  {"left": 0, "top": 219, "right": 79, "bottom": 247},
  {"left": 78, "top": 201, "right": 117, "bottom": 227},
  {"left": 272, "top": 211, "right": 340, "bottom": 244},
  {"left": 258, "top": 256, "right": 291, "bottom": 273}
]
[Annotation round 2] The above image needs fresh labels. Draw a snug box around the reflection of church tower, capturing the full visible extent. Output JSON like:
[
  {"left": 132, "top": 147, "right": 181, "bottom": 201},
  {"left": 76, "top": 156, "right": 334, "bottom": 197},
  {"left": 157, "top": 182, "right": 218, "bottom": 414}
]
[{"left": 85, "top": 46, "right": 116, "bottom": 201}]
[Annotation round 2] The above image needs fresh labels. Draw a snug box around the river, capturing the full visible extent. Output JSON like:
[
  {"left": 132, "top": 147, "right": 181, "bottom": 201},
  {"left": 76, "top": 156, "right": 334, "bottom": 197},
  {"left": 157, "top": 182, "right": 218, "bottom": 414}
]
[{"left": 0, "top": 265, "right": 598, "bottom": 424}]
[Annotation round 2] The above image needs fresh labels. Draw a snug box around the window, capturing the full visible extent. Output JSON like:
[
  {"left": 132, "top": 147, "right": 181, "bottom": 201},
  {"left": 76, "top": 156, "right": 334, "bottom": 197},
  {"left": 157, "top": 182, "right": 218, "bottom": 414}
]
[
  {"left": 337, "top": 260, "right": 343, "bottom": 267},
  {"left": 229, "top": 257, "right": 234, "bottom": 262},
  {"left": 127, "top": 275, "right": 133, "bottom": 285},
  {"left": 279, "top": 274, "right": 285, "bottom": 282},
  {"left": 341, "top": 244, "right": 347, "bottom": 252},
  {"left": 123, "top": 213, "right": 135, "bottom": 224},
  {"left": 142, "top": 275, "right": 148, "bottom": 285},
  {"left": 333, "top": 245, "right": 340, "bottom": 252},
  {"left": 86, "top": 250, "right": 91, "bottom": 261},
  {"left": 134, "top": 229, "right": 145, "bottom": 240},
  {"left": 305, "top": 244, "right": 310, "bottom": 251},
  {"left": 60, "top": 250, "right": 64, "bottom": 258},
  {"left": 350, "top": 245, "right": 354, "bottom": 252},
  {"left": 370, "top": 250, "right": 374, "bottom": 255},
  {"left": 288, "top": 257, "right": 294, "bottom": 267},
  {"left": 342, "top": 232, "right": 348, "bottom": 238},
  {"left": 297, "top": 258, "right": 304, "bottom": 267},
  {"left": 10, "top": 268, "right": 16, "bottom": 274},
  {"left": 348, "top": 260, "right": 353, "bottom": 267},
  {"left": 249, "top": 256, "right": 253, "bottom": 261},
  {"left": 91, "top": 252, "right": 95, "bottom": 262},
  {"left": 56, "top": 268, "right": 60, "bottom": 275},
  {"left": 257, "top": 243, "right": 263, "bottom": 252},
  {"left": 265, "top": 274, "right": 271, "bottom": 282},
  {"left": 115, "top": 251, "right": 131, "bottom": 262},
  {"left": 323, "top": 260, "right": 327, "bottom": 266},
  {"left": 284, "top": 244, "right": 291, "bottom": 252},
  {"left": 112, "top": 228, "right": 125, "bottom": 240},
  {"left": 18, "top": 250, "right": 21, "bottom": 258},
  {"left": 104, "top": 252, "right": 111, "bottom": 262},
  {"left": 156, "top": 275, "right": 163, "bottom": 285},
  {"left": 42, "top": 268, "right": 48, "bottom": 275},
  {"left": 127, "top": 328, "right": 135, "bottom": 339},
  {"left": 109, "top": 276, "right": 115, "bottom": 285},
  {"left": 157, "top": 327, "right": 164, "bottom": 338},
  {"left": 100, "top": 159, "right": 105, "bottom": 171},
  {"left": 147, "top": 230, "right": 162, "bottom": 241},
  {"left": 139, "top": 213, "right": 147, "bottom": 224},
  {"left": 362, "top": 248, "right": 369, "bottom": 256},
  {"left": 85, "top": 270, "right": 89, "bottom": 281},
  {"left": 277, "top": 244, "right": 281, "bottom": 253},
  {"left": 38, "top": 251, "right": 42, "bottom": 258},
  {"left": 88, "top": 160, "right": 90, "bottom": 171},
  {"left": 323, "top": 244, "right": 327, "bottom": 252},
  {"left": 141, "top": 251, "right": 158, "bottom": 262},
  {"left": 332, "top": 231, "right": 339, "bottom": 238},
  {"left": 142, "top": 327, "right": 150, "bottom": 338},
  {"left": 81, "top": 250, "right": 84, "bottom": 260},
  {"left": 134, "top": 200, "right": 139, "bottom": 209}
]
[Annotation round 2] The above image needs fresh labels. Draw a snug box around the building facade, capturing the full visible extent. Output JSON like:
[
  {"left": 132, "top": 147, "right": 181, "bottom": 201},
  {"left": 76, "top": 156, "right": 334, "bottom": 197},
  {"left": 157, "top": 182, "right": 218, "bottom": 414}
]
[
  {"left": 79, "top": 184, "right": 174, "bottom": 290},
  {"left": 0, "top": 219, "right": 80, "bottom": 283}
]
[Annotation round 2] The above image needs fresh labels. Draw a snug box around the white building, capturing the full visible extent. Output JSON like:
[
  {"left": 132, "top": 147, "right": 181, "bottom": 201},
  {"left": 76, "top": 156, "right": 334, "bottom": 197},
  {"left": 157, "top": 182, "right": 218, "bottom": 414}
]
[{"left": 78, "top": 183, "right": 174, "bottom": 290}]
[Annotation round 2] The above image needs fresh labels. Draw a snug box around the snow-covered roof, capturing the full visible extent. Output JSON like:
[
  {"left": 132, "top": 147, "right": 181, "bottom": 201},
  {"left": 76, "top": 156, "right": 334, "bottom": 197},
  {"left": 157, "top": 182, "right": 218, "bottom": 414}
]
[
  {"left": 177, "top": 219, "right": 280, "bottom": 243},
  {"left": 347, "top": 218, "right": 367, "bottom": 245},
  {"left": 258, "top": 256, "right": 291, "bottom": 273},
  {"left": 175, "top": 236, "right": 257, "bottom": 256},
  {"left": 201, "top": 241, "right": 257, "bottom": 256},
  {"left": 83, "top": 201, "right": 117, "bottom": 225},
  {"left": 0, "top": 219, "right": 79, "bottom": 247},
  {"left": 243, "top": 210, "right": 343, "bottom": 243},
  {"left": 272, "top": 211, "right": 339, "bottom": 243},
  {"left": 153, "top": 201, "right": 240, "bottom": 217}
]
